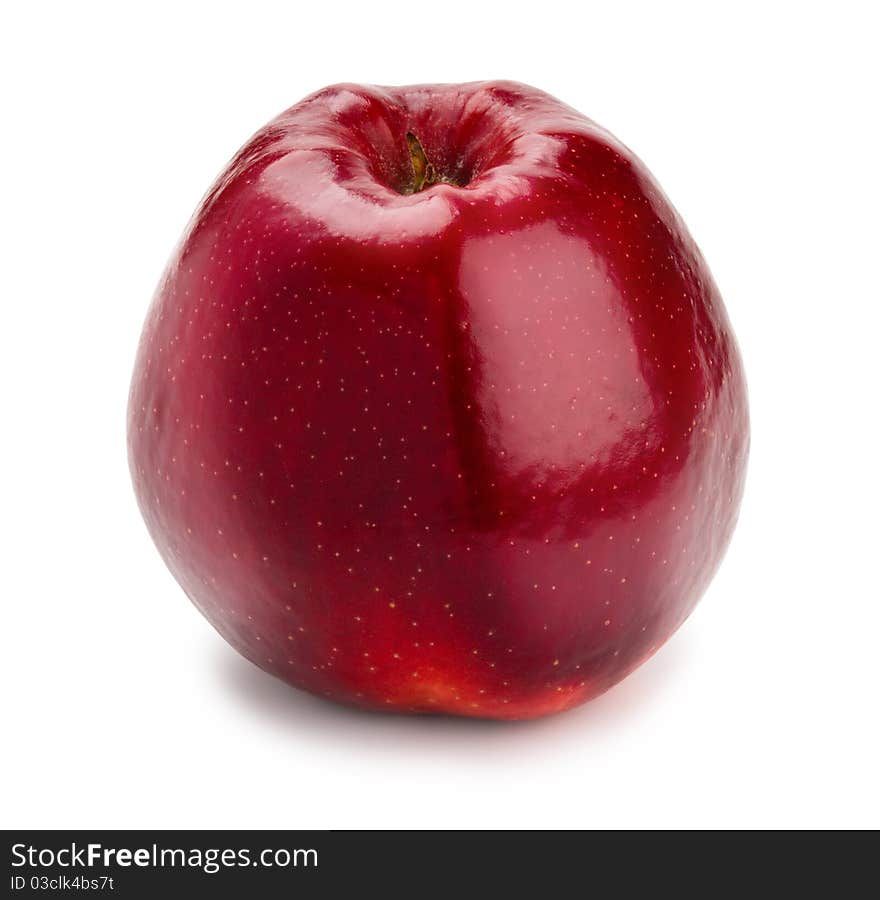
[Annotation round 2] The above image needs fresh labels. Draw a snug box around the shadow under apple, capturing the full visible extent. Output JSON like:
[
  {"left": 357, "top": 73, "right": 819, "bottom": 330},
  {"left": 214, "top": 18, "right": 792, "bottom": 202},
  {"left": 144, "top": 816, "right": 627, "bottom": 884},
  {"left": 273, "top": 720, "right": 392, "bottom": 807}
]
[{"left": 212, "top": 627, "right": 694, "bottom": 756}]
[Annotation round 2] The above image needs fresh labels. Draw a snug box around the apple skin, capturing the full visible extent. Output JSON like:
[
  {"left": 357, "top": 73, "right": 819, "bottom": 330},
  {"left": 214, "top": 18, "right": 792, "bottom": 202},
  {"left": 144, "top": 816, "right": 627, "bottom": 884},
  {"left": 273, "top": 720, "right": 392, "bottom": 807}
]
[{"left": 129, "top": 81, "right": 748, "bottom": 719}]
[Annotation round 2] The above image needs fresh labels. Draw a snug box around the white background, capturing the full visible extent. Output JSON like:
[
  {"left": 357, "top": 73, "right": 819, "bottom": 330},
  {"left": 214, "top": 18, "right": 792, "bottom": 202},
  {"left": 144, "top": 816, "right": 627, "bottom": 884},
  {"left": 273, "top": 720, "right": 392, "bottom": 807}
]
[{"left": 3, "top": 1, "right": 878, "bottom": 829}]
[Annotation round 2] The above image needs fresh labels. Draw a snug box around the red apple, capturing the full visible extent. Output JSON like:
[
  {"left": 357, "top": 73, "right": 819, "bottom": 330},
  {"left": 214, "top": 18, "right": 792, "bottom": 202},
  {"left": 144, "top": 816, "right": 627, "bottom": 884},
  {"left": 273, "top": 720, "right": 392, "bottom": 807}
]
[{"left": 128, "top": 81, "right": 748, "bottom": 719}]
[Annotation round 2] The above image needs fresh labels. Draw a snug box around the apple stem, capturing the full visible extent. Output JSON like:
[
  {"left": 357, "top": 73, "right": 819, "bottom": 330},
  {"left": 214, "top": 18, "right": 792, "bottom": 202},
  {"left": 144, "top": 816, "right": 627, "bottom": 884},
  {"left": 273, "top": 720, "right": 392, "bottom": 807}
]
[{"left": 406, "top": 132, "right": 439, "bottom": 193}]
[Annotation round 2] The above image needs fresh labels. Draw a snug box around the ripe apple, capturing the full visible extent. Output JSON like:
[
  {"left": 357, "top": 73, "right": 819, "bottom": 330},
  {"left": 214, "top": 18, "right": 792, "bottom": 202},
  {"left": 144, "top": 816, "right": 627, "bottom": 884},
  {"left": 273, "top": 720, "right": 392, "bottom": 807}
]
[{"left": 129, "top": 81, "right": 748, "bottom": 719}]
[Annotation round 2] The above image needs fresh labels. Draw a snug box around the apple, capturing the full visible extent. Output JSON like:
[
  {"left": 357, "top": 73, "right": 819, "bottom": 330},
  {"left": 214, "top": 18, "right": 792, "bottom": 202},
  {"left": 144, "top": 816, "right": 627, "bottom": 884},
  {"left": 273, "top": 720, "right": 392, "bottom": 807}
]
[{"left": 128, "top": 81, "right": 748, "bottom": 719}]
